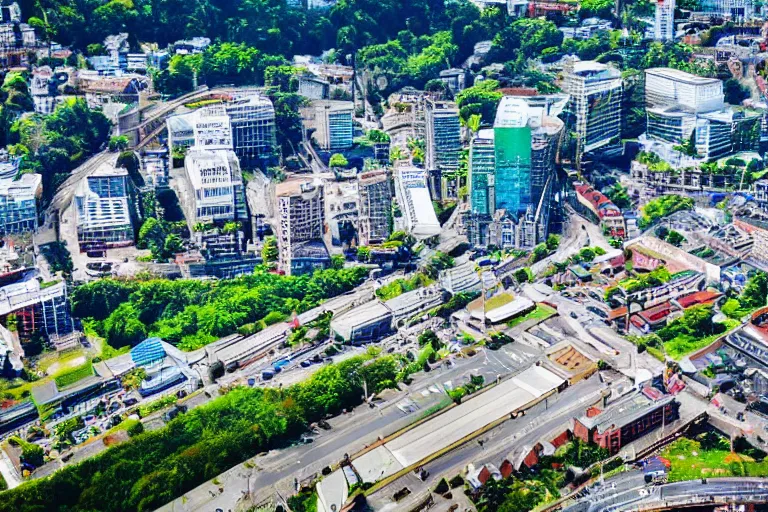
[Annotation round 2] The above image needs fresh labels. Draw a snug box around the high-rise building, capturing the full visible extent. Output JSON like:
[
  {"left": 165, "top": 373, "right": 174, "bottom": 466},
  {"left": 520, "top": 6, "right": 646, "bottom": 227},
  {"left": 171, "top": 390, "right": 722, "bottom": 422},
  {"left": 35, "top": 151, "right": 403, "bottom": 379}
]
[
  {"left": 653, "top": 0, "right": 675, "bottom": 41},
  {"left": 276, "top": 178, "right": 329, "bottom": 275},
  {"left": 561, "top": 59, "right": 623, "bottom": 156},
  {"left": 225, "top": 93, "right": 277, "bottom": 166},
  {"left": 305, "top": 100, "right": 354, "bottom": 151},
  {"left": 645, "top": 68, "right": 724, "bottom": 113},
  {"left": 182, "top": 149, "right": 246, "bottom": 224},
  {"left": 425, "top": 98, "right": 461, "bottom": 199},
  {"left": 74, "top": 161, "right": 135, "bottom": 246},
  {"left": 358, "top": 169, "right": 392, "bottom": 246},
  {"left": 467, "top": 96, "right": 563, "bottom": 249}
]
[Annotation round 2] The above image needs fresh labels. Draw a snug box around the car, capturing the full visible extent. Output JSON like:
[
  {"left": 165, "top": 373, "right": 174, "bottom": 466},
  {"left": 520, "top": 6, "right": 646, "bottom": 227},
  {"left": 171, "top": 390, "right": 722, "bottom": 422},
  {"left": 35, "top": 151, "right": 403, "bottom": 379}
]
[
  {"left": 570, "top": 311, "right": 579, "bottom": 319},
  {"left": 324, "top": 357, "right": 333, "bottom": 364},
  {"left": 261, "top": 370, "right": 274, "bottom": 380},
  {"left": 300, "top": 360, "right": 312, "bottom": 368}
]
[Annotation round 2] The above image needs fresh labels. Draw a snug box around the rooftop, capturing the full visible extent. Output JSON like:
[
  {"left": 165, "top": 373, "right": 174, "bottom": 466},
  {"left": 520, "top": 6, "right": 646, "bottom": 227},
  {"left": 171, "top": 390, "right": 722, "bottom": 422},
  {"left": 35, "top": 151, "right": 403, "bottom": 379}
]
[
  {"left": 645, "top": 67, "right": 722, "bottom": 85},
  {"left": 577, "top": 389, "right": 674, "bottom": 434}
]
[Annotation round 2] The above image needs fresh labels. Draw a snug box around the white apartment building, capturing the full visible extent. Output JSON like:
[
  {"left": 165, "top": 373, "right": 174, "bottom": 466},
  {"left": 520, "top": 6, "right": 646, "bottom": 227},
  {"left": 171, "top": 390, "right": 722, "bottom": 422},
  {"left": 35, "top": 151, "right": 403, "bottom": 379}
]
[
  {"left": 394, "top": 166, "right": 441, "bottom": 239},
  {"left": 183, "top": 149, "right": 245, "bottom": 223},
  {"left": 645, "top": 68, "right": 724, "bottom": 113},
  {"left": 167, "top": 105, "right": 233, "bottom": 157},
  {"left": 653, "top": 0, "right": 676, "bottom": 41},
  {"left": 74, "top": 161, "right": 135, "bottom": 246}
]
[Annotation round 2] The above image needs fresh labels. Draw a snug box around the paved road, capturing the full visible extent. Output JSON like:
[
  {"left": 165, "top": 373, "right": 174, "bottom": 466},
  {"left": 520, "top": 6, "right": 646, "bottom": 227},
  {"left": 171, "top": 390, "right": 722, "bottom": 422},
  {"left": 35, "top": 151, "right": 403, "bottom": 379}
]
[{"left": 156, "top": 346, "right": 534, "bottom": 511}]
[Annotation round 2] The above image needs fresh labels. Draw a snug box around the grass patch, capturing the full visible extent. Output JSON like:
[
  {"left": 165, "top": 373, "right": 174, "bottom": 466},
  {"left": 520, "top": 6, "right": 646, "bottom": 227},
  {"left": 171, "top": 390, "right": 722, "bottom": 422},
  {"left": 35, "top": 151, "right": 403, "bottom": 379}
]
[
  {"left": 506, "top": 303, "right": 556, "bottom": 328},
  {"left": 484, "top": 292, "right": 514, "bottom": 312},
  {"left": 184, "top": 99, "right": 223, "bottom": 109},
  {"left": 138, "top": 394, "right": 177, "bottom": 418},
  {"left": 663, "top": 318, "right": 739, "bottom": 360},
  {"left": 662, "top": 437, "right": 768, "bottom": 481},
  {"left": 53, "top": 361, "right": 94, "bottom": 388}
]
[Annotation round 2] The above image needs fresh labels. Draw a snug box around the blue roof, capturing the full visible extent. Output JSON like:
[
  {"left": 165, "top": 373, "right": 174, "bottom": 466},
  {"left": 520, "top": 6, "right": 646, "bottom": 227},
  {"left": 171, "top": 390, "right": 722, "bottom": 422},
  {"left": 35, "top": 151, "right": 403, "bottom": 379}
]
[{"left": 130, "top": 337, "right": 166, "bottom": 367}]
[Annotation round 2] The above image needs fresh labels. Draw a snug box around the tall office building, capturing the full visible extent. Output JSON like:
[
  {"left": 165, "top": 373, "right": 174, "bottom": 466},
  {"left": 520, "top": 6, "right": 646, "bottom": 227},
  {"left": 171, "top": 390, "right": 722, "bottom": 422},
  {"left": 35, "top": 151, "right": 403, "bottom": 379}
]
[
  {"left": 276, "top": 178, "right": 329, "bottom": 275},
  {"left": 561, "top": 59, "right": 623, "bottom": 156},
  {"left": 226, "top": 93, "right": 277, "bottom": 166},
  {"left": 467, "top": 97, "right": 563, "bottom": 249},
  {"left": 653, "top": 0, "right": 675, "bottom": 41},
  {"left": 358, "top": 170, "right": 392, "bottom": 246},
  {"left": 425, "top": 98, "right": 461, "bottom": 199}
]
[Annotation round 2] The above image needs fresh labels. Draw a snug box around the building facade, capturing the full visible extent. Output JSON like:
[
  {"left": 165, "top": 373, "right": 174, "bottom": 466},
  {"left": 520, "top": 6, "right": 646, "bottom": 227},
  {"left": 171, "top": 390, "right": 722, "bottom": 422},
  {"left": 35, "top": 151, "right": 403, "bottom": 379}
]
[
  {"left": 358, "top": 169, "right": 392, "bottom": 246},
  {"left": 394, "top": 166, "right": 441, "bottom": 239},
  {"left": 183, "top": 149, "right": 246, "bottom": 224},
  {"left": 307, "top": 100, "right": 354, "bottom": 151},
  {"left": 425, "top": 98, "right": 462, "bottom": 199},
  {"left": 225, "top": 93, "right": 277, "bottom": 167},
  {"left": 74, "top": 163, "right": 135, "bottom": 246},
  {"left": 0, "top": 173, "right": 41, "bottom": 235},
  {"left": 276, "top": 178, "right": 328, "bottom": 275},
  {"left": 654, "top": 0, "right": 676, "bottom": 41},
  {"left": 561, "top": 59, "right": 623, "bottom": 155}
]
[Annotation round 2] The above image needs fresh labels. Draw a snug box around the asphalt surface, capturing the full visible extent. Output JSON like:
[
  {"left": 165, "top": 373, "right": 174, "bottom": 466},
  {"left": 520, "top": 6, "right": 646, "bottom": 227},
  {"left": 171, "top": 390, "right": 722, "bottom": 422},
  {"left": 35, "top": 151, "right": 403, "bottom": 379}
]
[{"left": 156, "top": 344, "right": 543, "bottom": 512}]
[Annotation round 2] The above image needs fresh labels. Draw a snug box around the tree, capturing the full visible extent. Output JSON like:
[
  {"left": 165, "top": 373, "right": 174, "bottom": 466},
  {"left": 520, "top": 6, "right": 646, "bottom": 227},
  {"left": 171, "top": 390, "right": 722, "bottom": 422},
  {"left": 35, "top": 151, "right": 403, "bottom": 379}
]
[
  {"left": 329, "top": 153, "right": 348, "bottom": 168},
  {"left": 138, "top": 218, "right": 166, "bottom": 252},
  {"left": 580, "top": 0, "right": 614, "bottom": 19},
  {"left": 163, "top": 234, "right": 183, "bottom": 257},
  {"left": 103, "top": 303, "right": 147, "bottom": 348},
  {"left": 331, "top": 254, "right": 345, "bottom": 270},
  {"left": 665, "top": 230, "right": 686, "bottom": 247},
  {"left": 108, "top": 136, "right": 129, "bottom": 152},
  {"left": 606, "top": 183, "right": 631, "bottom": 210},
  {"left": 357, "top": 246, "right": 371, "bottom": 261},
  {"left": 741, "top": 272, "right": 768, "bottom": 309},
  {"left": 546, "top": 234, "right": 560, "bottom": 251},
  {"left": 455, "top": 80, "right": 502, "bottom": 124},
  {"left": 724, "top": 78, "right": 750, "bottom": 105},
  {"left": 262, "top": 236, "right": 278, "bottom": 263}
]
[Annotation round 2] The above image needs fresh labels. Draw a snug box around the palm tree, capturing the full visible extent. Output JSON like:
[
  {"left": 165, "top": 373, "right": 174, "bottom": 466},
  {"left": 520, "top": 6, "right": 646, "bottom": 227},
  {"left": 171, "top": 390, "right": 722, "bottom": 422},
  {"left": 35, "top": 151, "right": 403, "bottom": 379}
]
[{"left": 467, "top": 114, "right": 482, "bottom": 137}]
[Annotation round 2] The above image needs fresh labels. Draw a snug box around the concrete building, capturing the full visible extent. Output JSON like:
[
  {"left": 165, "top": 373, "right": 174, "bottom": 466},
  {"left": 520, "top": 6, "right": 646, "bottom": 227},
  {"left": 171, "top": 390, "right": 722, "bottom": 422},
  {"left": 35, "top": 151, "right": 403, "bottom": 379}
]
[
  {"left": 439, "top": 68, "right": 467, "bottom": 94},
  {"left": 0, "top": 2, "right": 37, "bottom": 69},
  {"left": 696, "top": 0, "right": 754, "bottom": 20},
  {"left": 142, "top": 149, "right": 169, "bottom": 188},
  {"left": 182, "top": 149, "right": 246, "bottom": 224},
  {"left": 425, "top": 99, "right": 461, "bottom": 199},
  {"left": 561, "top": 59, "right": 623, "bottom": 155},
  {"left": 166, "top": 105, "right": 232, "bottom": 157},
  {"left": 225, "top": 93, "right": 277, "bottom": 167},
  {"left": 173, "top": 37, "right": 211, "bottom": 55},
  {"left": 358, "top": 169, "right": 392, "bottom": 246},
  {"left": 653, "top": 0, "right": 675, "bottom": 41},
  {"left": 0, "top": 278, "right": 75, "bottom": 341},
  {"left": 305, "top": 100, "right": 354, "bottom": 151},
  {"left": 276, "top": 178, "right": 329, "bottom": 275},
  {"left": 644, "top": 68, "right": 759, "bottom": 159},
  {"left": 74, "top": 162, "right": 135, "bottom": 246},
  {"left": 394, "top": 166, "right": 441, "bottom": 239},
  {"left": 87, "top": 33, "right": 130, "bottom": 75},
  {"left": 331, "top": 300, "right": 393, "bottom": 343},
  {"left": 467, "top": 96, "right": 564, "bottom": 250}
]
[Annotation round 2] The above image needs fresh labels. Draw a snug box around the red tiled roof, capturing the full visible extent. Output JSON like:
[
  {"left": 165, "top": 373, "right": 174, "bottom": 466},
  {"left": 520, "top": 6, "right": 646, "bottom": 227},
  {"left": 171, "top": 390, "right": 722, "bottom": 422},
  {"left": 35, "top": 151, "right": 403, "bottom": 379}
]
[
  {"left": 676, "top": 291, "right": 721, "bottom": 309},
  {"left": 638, "top": 301, "right": 673, "bottom": 324}
]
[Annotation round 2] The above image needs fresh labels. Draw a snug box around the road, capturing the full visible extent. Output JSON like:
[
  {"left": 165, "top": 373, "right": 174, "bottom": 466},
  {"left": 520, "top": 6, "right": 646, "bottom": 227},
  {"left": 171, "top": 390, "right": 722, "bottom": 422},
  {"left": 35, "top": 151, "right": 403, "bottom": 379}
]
[
  {"left": 563, "top": 477, "right": 768, "bottom": 512},
  {"left": 156, "top": 344, "right": 538, "bottom": 512}
]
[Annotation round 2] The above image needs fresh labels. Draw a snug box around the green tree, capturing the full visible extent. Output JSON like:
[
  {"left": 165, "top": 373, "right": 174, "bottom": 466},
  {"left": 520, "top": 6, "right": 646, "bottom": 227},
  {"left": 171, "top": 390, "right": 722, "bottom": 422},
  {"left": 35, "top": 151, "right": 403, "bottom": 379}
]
[
  {"left": 456, "top": 80, "right": 502, "bottom": 124},
  {"left": 665, "top": 230, "right": 686, "bottom": 247},
  {"left": 103, "top": 303, "right": 147, "bottom": 348},
  {"left": 163, "top": 234, "right": 183, "bottom": 257},
  {"left": 580, "top": 0, "right": 614, "bottom": 18},
  {"left": 261, "top": 236, "right": 278, "bottom": 263},
  {"left": 724, "top": 78, "right": 750, "bottom": 105},
  {"left": 357, "top": 246, "right": 371, "bottom": 261},
  {"left": 138, "top": 218, "right": 166, "bottom": 252},
  {"left": 331, "top": 254, "right": 345, "bottom": 270},
  {"left": 741, "top": 272, "right": 768, "bottom": 309},
  {"left": 329, "top": 153, "right": 349, "bottom": 168},
  {"left": 546, "top": 234, "right": 561, "bottom": 251}
]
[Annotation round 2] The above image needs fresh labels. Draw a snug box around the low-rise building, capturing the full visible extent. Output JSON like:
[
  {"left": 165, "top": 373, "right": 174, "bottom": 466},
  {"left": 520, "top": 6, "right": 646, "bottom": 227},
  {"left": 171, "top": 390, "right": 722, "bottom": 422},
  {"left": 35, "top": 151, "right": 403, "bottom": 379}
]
[
  {"left": 225, "top": 93, "right": 277, "bottom": 166},
  {"left": 384, "top": 285, "right": 444, "bottom": 325},
  {"left": 331, "top": 300, "right": 393, "bottom": 343},
  {"left": 0, "top": 172, "right": 41, "bottom": 235},
  {"left": 573, "top": 182, "right": 626, "bottom": 238},
  {"left": 303, "top": 100, "right": 354, "bottom": 151},
  {"left": 394, "top": 166, "right": 441, "bottom": 239},
  {"left": 573, "top": 388, "right": 678, "bottom": 455},
  {"left": 74, "top": 161, "right": 136, "bottom": 247}
]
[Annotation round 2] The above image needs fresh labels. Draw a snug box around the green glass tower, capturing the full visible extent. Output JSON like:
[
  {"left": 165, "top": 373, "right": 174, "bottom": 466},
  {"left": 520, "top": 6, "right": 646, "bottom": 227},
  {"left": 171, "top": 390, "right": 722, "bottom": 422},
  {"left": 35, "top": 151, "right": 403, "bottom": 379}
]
[{"left": 494, "top": 98, "right": 533, "bottom": 215}]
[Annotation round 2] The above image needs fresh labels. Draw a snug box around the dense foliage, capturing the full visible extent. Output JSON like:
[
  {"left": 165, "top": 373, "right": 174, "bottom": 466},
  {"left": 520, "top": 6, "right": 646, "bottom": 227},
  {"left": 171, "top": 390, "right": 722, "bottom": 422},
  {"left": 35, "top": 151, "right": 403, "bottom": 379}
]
[
  {"left": 8, "top": 98, "right": 111, "bottom": 201},
  {"left": 71, "top": 266, "right": 369, "bottom": 350},
  {"left": 639, "top": 194, "right": 694, "bottom": 228},
  {"left": 0, "top": 354, "right": 397, "bottom": 512}
]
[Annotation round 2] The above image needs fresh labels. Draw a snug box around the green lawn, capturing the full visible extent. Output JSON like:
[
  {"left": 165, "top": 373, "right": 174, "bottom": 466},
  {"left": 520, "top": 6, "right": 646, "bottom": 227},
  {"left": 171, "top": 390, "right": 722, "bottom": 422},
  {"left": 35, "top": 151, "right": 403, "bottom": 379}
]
[
  {"left": 507, "top": 304, "right": 557, "bottom": 328},
  {"left": 53, "top": 361, "right": 94, "bottom": 389},
  {"left": 662, "top": 438, "right": 768, "bottom": 481},
  {"left": 485, "top": 292, "right": 515, "bottom": 312},
  {"left": 663, "top": 318, "right": 739, "bottom": 360}
]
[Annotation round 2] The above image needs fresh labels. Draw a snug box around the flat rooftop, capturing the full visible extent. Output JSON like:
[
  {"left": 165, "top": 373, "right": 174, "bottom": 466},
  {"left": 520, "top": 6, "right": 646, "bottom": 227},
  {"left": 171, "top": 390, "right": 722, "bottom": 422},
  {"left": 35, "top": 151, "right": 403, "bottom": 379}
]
[{"left": 646, "top": 67, "right": 721, "bottom": 85}]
